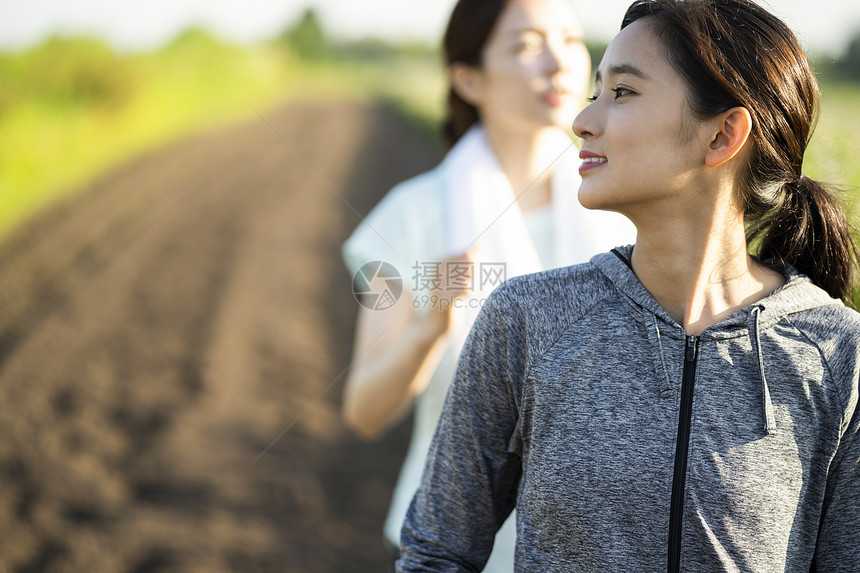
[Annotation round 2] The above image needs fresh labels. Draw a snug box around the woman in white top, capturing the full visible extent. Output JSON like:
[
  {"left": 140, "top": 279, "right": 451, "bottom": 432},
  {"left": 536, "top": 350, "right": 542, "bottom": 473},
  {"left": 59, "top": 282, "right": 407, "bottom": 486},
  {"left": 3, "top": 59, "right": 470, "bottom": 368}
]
[{"left": 340, "top": 0, "right": 635, "bottom": 570}]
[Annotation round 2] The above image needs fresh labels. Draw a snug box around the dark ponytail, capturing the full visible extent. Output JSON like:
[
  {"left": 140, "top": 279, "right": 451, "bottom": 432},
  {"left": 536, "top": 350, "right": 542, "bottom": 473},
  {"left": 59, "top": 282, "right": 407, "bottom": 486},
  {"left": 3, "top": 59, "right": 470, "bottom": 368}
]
[
  {"left": 750, "top": 177, "right": 858, "bottom": 301},
  {"left": 622, "top": 0, "right": 859, "bottom": 302},
  {"left": 441, "top": 0, "right": 509, "bottom": 149}
]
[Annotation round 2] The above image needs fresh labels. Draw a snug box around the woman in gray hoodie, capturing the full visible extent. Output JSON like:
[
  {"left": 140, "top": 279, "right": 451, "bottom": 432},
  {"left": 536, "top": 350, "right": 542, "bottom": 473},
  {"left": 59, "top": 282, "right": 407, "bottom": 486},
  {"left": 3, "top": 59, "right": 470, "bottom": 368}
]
[{"left": 397, "top": 0, "right": 860, "bottom": 571}]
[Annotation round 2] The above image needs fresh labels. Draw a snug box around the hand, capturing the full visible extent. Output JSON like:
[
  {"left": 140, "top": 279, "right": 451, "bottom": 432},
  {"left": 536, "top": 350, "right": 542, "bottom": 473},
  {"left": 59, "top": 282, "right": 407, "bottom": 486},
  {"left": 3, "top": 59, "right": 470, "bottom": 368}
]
[{"left": 416, "top": 250, "right": 474, "bottom": 340}]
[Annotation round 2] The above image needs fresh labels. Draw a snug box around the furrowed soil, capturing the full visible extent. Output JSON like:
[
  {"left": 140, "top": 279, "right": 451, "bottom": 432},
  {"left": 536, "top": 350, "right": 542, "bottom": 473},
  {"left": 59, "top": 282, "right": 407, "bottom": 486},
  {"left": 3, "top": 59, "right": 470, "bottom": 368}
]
[{"left": 0, "top": 100, "right": 441, "bottom": 572}]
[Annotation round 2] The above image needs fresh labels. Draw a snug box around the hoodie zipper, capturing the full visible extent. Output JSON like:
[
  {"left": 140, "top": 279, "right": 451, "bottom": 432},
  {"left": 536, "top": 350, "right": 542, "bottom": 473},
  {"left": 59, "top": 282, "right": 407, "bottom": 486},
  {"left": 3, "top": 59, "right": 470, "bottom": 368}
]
[{"left": 668, "top": 335, "right": 699, "bottom": 573}]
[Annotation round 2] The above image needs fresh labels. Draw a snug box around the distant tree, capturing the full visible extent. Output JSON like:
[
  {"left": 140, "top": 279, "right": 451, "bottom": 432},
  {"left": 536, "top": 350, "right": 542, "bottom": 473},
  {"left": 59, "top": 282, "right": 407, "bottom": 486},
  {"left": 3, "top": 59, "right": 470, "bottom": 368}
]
[
  {"left": 839, "top": 30, "right": 860, "bottom": 80},
  {"left": 340, "top": 38, "right": 397, "bottom": 61},
  {"left": 280, "top": 8, "right": 329, "bottom": 60},
  {"left": 586, "top": 42, "right": 609, "bottom": 71}
]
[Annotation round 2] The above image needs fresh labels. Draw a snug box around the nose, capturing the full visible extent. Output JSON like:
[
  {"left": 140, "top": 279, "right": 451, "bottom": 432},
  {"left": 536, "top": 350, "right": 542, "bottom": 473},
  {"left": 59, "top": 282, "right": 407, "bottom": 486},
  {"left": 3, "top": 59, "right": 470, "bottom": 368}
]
[
  {"left": 544, "top": 40, "right": 563, "bottom": 75},
  {"left": 572, "top": 103, "right": 598, "bottom": 140},
  {"left": 546, "top": 36, "right": 590, "bottom": 96}
]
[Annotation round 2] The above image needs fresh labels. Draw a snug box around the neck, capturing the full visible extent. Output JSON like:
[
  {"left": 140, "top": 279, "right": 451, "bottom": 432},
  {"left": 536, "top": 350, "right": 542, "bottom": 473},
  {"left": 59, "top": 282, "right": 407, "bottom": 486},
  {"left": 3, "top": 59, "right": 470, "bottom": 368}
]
[
  {"left": 629, "top": 191, "right": 785, "bottom": 335},
  {"left": 482, "top": 123, "right": 567, "bottom": 212}
]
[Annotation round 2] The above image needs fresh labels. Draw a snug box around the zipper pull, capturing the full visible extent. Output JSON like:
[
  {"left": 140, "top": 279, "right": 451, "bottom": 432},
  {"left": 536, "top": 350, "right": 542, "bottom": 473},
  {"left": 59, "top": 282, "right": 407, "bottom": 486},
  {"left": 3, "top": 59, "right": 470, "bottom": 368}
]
[{"left": 685, "top": 335, "right": 698, "bottom": 362}]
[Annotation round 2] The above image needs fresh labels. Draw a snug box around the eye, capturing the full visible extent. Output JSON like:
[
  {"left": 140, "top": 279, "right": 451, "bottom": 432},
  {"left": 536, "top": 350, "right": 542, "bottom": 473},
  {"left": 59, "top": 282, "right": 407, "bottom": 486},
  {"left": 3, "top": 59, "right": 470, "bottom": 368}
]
[
  {"left": 516, "top": 32, "right": 544, "bottom": 54},
  {"left": 586, "top": 94, "right": 599, "bottom": 103},
  {"left": 611, "top": 87, "right": 634, "bottom": 100}
]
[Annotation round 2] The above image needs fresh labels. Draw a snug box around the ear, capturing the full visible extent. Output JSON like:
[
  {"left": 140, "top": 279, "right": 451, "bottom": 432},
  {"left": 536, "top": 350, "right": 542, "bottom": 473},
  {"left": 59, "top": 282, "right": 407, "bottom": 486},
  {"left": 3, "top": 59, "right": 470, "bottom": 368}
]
[
  {"left": 449, "top": 63, "right": 485, "bottom": 107},
  {"left": 704, "top": 107, "right": 752, "bottom": 168}
]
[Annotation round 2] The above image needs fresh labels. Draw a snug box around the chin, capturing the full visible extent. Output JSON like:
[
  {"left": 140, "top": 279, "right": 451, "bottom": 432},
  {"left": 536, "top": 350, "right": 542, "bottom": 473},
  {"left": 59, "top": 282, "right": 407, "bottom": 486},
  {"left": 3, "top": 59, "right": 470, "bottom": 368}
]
[{"left": 577, "top": 182, "right": 611, "bottom": 211}]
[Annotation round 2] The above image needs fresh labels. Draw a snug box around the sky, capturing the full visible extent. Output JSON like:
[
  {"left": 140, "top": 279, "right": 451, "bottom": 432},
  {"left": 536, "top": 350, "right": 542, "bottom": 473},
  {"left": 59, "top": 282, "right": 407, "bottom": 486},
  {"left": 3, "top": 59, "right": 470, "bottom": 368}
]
[{"left": 0, "top": 1, "right": 858, "bottom": 56}]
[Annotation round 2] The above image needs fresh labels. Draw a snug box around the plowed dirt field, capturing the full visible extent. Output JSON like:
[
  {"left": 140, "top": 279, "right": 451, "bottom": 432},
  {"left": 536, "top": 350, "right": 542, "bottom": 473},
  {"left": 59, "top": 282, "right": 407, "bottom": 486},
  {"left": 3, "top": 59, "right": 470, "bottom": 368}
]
[{"left": 0, "top": 100, "right": 440, "bottom": 572}]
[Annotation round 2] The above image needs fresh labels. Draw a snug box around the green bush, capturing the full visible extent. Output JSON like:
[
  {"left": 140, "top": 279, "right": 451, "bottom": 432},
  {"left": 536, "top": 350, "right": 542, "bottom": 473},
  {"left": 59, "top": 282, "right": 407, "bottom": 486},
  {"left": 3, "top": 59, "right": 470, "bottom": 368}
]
[
  {"left": 1, "top": 35, "right": 135, "bottom": 113},
  {"left": 0, "top": 28, "right": 292, "bottom": 240}
]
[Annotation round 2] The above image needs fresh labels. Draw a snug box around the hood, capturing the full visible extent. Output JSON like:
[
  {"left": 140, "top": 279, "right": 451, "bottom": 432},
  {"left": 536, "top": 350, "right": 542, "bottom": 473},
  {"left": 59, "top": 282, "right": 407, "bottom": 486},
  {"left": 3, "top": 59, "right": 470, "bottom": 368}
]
[{"left": 592, "top": 244, "right": 843, "bottom": 436}]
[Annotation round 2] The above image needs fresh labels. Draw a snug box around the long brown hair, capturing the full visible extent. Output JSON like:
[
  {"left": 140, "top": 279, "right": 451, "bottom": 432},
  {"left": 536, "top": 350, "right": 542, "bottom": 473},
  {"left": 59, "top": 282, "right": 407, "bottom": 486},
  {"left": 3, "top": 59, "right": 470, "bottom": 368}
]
[
  {"left": 441, "top": 0, "right": 509, "bottom": 148},
  {"left": 622, "top": 0, "right": 859, "bottom": 301}
]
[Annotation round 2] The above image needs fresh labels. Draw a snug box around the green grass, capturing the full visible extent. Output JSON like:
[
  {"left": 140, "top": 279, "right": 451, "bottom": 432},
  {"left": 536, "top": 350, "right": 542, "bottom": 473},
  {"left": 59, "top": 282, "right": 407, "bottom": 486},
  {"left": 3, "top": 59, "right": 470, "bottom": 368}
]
[
  {"left": 0, "top": 33, "right": 448, "bottom": 240},
  {"left": 0, "top": 32, "right": 295, "bottom": 239},
  {"left": 807, "top": 82, "right": 860, "bottom": 204}
]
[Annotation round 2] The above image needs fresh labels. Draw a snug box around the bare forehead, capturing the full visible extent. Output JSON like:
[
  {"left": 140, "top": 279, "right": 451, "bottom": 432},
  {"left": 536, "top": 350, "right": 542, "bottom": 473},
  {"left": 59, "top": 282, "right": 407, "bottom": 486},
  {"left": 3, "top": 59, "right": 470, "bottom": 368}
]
[
  {"left": 595, "top": 19, "right": 668, "bottom": 82},
  {"left": 496, "top": 0, "right": 582, "bottom": 35},
  {"left": 595, "top": 63, "right": 651, "bottom": 84}
]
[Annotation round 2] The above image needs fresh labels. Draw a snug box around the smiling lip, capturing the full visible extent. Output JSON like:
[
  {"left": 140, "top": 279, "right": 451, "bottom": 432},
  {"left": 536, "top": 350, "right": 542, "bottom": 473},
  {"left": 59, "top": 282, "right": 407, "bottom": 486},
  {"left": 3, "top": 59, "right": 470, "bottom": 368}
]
[{"left": 578, "top": 150, "right": 607, "bottom": 176}]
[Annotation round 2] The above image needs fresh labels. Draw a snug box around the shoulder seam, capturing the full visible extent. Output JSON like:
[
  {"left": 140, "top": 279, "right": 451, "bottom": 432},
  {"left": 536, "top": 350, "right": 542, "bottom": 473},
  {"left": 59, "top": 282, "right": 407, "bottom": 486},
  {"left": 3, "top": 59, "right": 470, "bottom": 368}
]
[
  {"left": 537, "top": 291, "right": 614, "bottom": 365},
  {"left": 507, "top": 269, "right": 615, "bottom": 382},
  {"left": 783, "top": 315, "right": 849, "bottom": 433}
]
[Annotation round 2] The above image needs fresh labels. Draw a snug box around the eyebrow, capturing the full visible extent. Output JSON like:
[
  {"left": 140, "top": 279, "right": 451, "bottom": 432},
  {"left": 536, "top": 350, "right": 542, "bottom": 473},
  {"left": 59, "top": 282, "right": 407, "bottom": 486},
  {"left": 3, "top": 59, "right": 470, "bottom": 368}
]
[{"left": 594, "top": 63, "right": 651, "bottom": 84}]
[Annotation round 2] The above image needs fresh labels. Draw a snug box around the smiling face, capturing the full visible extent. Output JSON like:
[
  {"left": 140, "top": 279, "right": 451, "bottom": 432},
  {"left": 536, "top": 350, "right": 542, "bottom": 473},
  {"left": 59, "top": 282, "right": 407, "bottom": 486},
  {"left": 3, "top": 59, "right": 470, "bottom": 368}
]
[
  {"left": 456, "top": 0, "right": 590, "bottom": 134},
  {"left": 572, "top": 19, "right": 709, "bottom": 216}
]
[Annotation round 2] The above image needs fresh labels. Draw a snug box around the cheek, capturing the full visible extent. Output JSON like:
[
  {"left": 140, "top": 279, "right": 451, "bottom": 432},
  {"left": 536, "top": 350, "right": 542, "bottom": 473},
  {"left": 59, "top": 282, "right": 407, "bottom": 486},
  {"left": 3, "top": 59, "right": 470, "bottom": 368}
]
[
  {"left": 488, "top": 52, "right": 545, "bottom": 81},
  {"left": 576, "top": 117, "right": 678, "bottom": 210},
  {"left": 484, "top": 66, "right": 539, "bottom": 106},
  {"left": 607, "top": 110, "right": 649, "bottom": 140},
  {"left": 497, "top": 60, "right": 542, "bottom": 88},
  {"left": 607, "top": 113, "right": 680, "bottom": 167}
]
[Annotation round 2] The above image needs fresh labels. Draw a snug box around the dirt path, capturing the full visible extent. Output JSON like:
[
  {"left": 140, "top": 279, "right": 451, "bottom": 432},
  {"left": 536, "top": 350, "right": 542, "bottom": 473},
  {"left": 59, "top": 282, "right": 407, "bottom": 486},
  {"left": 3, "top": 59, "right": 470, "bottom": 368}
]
[{"left": 0, "top": 100, "right": 441, "bottom": 572}]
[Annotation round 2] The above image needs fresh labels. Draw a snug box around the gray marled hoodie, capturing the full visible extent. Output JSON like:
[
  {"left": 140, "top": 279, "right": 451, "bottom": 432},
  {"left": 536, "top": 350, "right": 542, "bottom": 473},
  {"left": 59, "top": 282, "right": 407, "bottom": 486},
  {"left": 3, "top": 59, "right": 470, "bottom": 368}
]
[{"left": 398, "top": 246, "right": 860, "bottom": 572}]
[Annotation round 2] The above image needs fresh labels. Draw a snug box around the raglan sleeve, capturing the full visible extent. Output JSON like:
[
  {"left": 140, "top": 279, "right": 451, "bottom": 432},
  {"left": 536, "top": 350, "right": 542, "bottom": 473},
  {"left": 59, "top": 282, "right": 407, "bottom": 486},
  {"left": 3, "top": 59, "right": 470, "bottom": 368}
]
[
  {"left": 812, "top": 353, "right": 860, "bottom": 572},
  {"left": 396, "top": 285, "right": 527, "bottom": 572}
]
